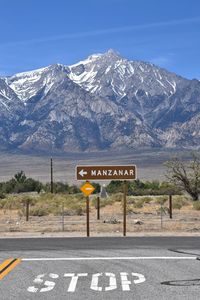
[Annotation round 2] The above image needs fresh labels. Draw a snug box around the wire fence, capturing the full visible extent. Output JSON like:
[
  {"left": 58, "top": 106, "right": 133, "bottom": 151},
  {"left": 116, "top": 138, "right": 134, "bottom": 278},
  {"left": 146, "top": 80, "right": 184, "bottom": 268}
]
[{"left": 0, "top": 203, "right": 200, "bottom": 234}]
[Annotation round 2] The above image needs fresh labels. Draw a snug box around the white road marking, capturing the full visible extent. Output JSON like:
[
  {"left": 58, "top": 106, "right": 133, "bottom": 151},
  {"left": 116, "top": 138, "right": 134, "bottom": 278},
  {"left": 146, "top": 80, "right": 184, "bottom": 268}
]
[
  {"left": 27, "top": 272, "right": 145, "bottom": 293},
  {"left": 120, "top": 272, "right": 131, "bottom": 291},
  {"left": 22, "top": 256, "right": 197, "bottom": 261},
  {"left": 90, "top": 273, "right": 117, "bottom": 291},
  {"left": 64, "top": 273, "right": 88, "bottom": 292},
  {"left": 120, "top": 272, "right": 145, "bottom": 290},
  {"left": 132, "top": 273, "right": 146, "bottom": 284},
  {"left": 90, "top": 273, "right": 102, "bottom": 291},
  {"left": 27, "top": 273, "right": 59, "bottom": 293},
  {"left": 105, "top": 273, "right": 117, "bottom": 291}
]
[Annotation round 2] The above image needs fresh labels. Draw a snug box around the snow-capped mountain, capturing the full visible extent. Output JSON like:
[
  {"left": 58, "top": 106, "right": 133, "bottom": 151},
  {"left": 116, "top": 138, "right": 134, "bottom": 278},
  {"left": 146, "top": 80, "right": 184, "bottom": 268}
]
[
  {"left": 1, "top": 49, "right": 200, "bottom": 153},
  {"left": 8, "top": 64, "right": 69, "bottom": 102}
]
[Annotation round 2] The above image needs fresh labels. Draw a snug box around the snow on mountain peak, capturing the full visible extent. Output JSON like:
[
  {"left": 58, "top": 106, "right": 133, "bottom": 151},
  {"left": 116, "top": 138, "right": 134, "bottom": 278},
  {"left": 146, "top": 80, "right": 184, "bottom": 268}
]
[
  {"left": 0, "top": 50, "right": 200, "bottom": 153},
  {"left": 8, "top": 63, "right": 68, "bottom": 102}
]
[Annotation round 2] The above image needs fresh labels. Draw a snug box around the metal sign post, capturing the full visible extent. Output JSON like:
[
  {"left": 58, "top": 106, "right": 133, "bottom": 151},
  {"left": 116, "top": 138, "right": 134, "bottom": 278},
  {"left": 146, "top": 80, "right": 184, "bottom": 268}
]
[
  {"left": 86, "top": 195, "right": 90, "bottom": 237},
  {"left": 80, "top": 182, "right": 95, "bottom": 237},
  {"left": 77, "top": 165, "right": 137, "bottom": 237}
]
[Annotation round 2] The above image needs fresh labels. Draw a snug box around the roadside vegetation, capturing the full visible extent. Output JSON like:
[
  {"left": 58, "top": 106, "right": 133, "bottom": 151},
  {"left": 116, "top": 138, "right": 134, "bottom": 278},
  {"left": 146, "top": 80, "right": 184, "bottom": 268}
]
[{"left": 1, "top": 153, "right": 200, "bottom": 219}]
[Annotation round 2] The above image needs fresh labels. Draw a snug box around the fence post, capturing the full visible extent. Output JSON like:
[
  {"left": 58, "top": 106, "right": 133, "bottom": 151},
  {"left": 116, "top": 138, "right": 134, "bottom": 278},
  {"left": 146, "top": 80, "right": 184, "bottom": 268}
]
[
  {"left": 97, "top": 196, "right": 100, "bottom": 220},
  {"left": 26, "top": 200, "right": 29, "bottom": 222},
  {"left": 169, "top": 195, "right": 172, "bottom": 219},
  {"left": 160, "top": 203, "right": 163, "bottom": 229},
  {"left": 62, "top": 202, "right": 64, "bottom": 231}
]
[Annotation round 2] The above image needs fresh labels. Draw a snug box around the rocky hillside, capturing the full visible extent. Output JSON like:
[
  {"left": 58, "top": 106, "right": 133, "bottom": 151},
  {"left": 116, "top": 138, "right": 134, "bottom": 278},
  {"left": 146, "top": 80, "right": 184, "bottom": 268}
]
[{"left": 1, "top": 49, "right": 200, "bottom": 153}]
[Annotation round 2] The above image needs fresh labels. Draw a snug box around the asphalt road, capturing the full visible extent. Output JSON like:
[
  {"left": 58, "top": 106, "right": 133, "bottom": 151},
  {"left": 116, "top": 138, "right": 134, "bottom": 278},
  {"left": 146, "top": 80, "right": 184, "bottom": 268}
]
[{"left": 0, "top": 237, "right": 200, "bottom": 300}]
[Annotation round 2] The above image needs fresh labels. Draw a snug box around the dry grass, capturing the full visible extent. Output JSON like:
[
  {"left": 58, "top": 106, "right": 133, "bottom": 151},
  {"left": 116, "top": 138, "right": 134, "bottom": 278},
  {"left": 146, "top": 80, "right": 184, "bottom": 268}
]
[{"left": 0, "top": 193, "right": 200, "bottom": 234}]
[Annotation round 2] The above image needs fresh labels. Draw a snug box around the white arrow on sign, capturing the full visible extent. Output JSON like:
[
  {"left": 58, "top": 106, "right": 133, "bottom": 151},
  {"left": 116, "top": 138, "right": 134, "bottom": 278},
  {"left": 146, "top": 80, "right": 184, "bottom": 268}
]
[{"left": 79, "top": 169, "right": 88, "bottom": 177}]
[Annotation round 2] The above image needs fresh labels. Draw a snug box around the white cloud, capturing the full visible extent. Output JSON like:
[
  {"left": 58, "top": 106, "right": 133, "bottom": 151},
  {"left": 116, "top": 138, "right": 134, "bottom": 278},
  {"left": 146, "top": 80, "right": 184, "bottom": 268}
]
[{"left": 1, "top": 17, "right": 200, "bottom": 47}]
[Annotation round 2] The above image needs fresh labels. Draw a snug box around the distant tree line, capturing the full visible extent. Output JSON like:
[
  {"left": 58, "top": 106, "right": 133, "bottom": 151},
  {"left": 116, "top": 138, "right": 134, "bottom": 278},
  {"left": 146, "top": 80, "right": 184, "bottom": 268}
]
[
  {"left": 0, "top": 171, "right": 101, "bottom": 197},
  {"left": 1, "top": 151, "right": 200, "bottom": 201},
  {"left": 106, "top": 180, "right": 180, "bottom": 196}
]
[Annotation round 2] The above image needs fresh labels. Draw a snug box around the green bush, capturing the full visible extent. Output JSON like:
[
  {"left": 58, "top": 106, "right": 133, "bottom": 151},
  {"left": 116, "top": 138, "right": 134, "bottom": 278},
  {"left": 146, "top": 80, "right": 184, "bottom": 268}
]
[
  {"left": 0, "top": 198, "right": 7, "bottom": 208},
  {"left": 193, "top": 201, "right": 200, "bottom": 211},
  {"left": 106, "top": 181, "right": 123, "bottom": 193},
  {"left": 0, "top": 192, "right": 5, "bottom": 199}
]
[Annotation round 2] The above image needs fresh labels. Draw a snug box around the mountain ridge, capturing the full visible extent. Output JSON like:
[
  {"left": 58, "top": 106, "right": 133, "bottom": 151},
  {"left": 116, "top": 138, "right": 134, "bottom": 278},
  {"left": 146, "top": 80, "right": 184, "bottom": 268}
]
[{"left": 1, "top": 50, "right": 200, "bottom": 153}]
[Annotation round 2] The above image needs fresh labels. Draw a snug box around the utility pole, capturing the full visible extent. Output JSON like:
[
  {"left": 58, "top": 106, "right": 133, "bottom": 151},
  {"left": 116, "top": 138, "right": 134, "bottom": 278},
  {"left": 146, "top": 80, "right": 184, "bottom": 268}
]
[{"left": 51, "top": 157, "right": 53, "bottom": 193}]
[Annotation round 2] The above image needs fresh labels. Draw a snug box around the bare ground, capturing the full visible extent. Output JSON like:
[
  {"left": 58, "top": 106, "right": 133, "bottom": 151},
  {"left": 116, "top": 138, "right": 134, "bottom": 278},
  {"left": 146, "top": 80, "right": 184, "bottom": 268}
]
[
  {"left": 1, "top": 200, "right": 200, "bottom": 237},
  {"left": 0, "top": 149, "right": 195, "bottom": 183}
]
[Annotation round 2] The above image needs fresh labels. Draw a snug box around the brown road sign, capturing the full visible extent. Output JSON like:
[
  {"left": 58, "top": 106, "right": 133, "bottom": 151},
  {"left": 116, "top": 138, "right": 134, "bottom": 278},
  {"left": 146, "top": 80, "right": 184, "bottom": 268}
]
[{"left": 76, "top": 165, "right": 136, "bottom": 181}]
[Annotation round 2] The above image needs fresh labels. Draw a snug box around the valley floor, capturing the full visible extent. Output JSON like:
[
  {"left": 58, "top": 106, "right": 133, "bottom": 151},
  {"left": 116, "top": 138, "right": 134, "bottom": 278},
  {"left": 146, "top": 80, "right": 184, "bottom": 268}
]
[{"left": 0, "top": 149, "right": 195, "bottom": 183}]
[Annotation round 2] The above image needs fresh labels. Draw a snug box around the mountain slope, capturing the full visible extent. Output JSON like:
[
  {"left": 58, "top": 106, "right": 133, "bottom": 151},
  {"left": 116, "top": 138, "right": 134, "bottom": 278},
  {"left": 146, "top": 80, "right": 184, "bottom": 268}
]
[{"left": 0, "top": 50, "right": 200, "bottom": 153}]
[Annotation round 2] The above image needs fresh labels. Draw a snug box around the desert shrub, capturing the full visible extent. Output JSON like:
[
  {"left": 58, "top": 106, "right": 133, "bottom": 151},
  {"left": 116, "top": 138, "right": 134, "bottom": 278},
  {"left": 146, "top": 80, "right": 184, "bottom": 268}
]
[
  {"left": 171, "top": 196, "right": 191, "bottom": 210},
  {"left": 0, "top": 198, "right": 7, "bottom": 208},
  {"left": 20, "top": 195, "right": 36, "bottom": 206},
  {"left": 193, "top": 201, "right": 200, "bottom": 211},
  {"left": 172, "top": 200, "right": 182, "bottom": 210},
  {"left": 30, "top": 206, "right": 49, "bottom": 216},
  {"left": 155, "top": 196, "right": 168, "bottom": 205},
  {"left": 100, "top": 197, "right": 115, "bottom": 208},
  {"left": 2, "top": 195, "right": 24, "bottom": 210},
  {"left": 92, "top": 197, "right": 99, "bottom": 208},
  {"left": 111, "top": 193, "right": 123, "bottom": 202},
  {"left": 91, "top": 182, "right": 101, "bottom": 194},
  {"left": 126, "top": 205, "right": 136, "bottom": 214},
  {"left": 127, "top": 197, "right": 135, "bottom": 204},
  {"left": 0, "top": 192, "right": 5, "bottom": 199},
  {"left": 156, "top": 206, "right": 169, "bottom": 214},
  {"left": 74, "top": 207, "right": 84, "bottom": 215},
  {"left": 68, "top": 185, "right": 80, "bottom": 194},
  {"left": 133, "top": 199, "right": 144, "bottom": 208},
  {"left": 106, "top": 181, "right": 123, "bottom": 193},
  {"left": 173, "top": 196, "right": 190, "bottom": 206},
  {"left": 141, "top": 196, "right": 152, "bottom": 203},
  {"left": 92, "top": 196, "right": 115, "bottom": 208},
  {"left": 127, "top": 180, "right": 180, "bottom": 196}
]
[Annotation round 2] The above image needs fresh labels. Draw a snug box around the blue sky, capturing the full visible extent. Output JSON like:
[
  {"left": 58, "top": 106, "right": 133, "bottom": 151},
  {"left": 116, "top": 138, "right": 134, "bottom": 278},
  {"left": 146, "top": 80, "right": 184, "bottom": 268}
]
[{"left": 0, "top": 0, "right": 200, "bottom": 79}]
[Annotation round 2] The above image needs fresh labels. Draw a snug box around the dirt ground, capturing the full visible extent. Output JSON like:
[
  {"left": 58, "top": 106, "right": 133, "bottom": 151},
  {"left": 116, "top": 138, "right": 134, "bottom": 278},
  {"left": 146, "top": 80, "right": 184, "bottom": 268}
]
[{"left": 0, "top": 199, "right": 200, "bottom": 237}]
